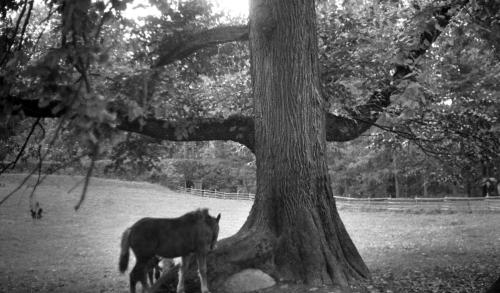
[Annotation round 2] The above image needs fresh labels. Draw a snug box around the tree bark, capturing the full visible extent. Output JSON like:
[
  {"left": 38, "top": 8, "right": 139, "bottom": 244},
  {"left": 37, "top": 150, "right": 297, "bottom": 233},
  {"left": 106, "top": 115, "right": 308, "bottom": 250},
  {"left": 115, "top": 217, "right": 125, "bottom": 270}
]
[{"left": 486, "top": 275, "right": 500, "bottom": 293}]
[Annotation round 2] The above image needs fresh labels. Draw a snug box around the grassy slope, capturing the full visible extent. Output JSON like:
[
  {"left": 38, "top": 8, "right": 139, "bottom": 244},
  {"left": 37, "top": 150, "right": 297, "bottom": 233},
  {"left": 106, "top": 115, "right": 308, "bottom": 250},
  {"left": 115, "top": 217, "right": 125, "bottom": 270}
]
[{"left": 0, "top": 174, "right": 499, "bottom": 293}]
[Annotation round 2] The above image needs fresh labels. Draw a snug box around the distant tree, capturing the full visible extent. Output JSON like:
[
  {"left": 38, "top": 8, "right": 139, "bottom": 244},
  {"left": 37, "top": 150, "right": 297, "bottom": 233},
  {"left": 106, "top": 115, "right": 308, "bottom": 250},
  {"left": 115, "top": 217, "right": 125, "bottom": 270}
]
[{"left": 373, "top": 2, "right": 500, "bottom": 195}]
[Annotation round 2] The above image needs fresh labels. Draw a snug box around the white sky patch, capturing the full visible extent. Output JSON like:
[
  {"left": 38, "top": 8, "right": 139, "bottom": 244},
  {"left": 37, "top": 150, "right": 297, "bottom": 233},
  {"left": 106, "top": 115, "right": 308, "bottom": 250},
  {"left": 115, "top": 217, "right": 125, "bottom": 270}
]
[
  {"left": 441, "top": 98, "right": 453, "bottom": 106},
  {"left": 213, "top": 0, "right": 248, "bottom": 17},
  {"left": 122, "top": 0, "right": 161, "bottom": 20},
  {"left": 123, "top": 0, "right": 248, "bottom": 20}
]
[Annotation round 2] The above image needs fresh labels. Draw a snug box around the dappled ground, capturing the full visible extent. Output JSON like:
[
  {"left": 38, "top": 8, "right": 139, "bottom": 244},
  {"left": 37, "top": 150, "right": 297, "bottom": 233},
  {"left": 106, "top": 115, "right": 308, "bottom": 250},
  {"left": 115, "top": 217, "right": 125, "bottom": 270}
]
[{"left": 0, "top": 174, "right": 499, "bottom": 293}]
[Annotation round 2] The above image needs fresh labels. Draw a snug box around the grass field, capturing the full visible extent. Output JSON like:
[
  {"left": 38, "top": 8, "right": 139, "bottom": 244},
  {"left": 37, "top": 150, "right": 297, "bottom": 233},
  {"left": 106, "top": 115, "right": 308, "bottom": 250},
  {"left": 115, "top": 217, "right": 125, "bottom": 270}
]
[{"left": 0, "top": 174, "right": 499, "bottom": 293}]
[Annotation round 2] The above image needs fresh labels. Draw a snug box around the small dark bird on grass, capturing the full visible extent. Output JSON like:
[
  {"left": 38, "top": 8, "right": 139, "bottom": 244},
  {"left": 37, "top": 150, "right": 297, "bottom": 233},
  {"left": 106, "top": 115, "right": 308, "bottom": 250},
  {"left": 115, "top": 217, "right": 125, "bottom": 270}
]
[{"left": 30, "top": 202, "right": 43, "bottom": 219}]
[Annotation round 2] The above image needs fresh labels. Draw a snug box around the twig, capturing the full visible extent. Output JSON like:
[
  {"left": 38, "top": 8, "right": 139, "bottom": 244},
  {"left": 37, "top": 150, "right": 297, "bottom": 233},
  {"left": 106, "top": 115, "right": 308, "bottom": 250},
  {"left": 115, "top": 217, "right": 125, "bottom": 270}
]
[
  {"left": 0, "top": 118, "right": 65, "bottom": 207},
  {"left": 39, "top": 152, "right": 89, "bottom": 183},
  {"left": 28, "top": 144, "right": 43, "bottom": 207},
  {"left": 0, "top": 118, "right": 41, "bottom": 175},
  {"left": 33, "top": 152, "right": 91, "bottom": 192},
  {"left": 0, "top": 151, "right": 90, "bottom": 208},
  {"left": 74, "top": 144, "right": 98, "bottom": 210},
  {"left": 0, "top": 0, "right": 27, "bottom": 66},
  {"left": 0, "top": 163, "right": 39, "bottom": 206},
  {"left": 17, "top": 0, "right": 34, "bottom": 51},
  {"left": 93, "top": 2, "right": 111, "bottom": 41},
  {"left": 67, "top": 177, "right": 85, "bottom": 194}
]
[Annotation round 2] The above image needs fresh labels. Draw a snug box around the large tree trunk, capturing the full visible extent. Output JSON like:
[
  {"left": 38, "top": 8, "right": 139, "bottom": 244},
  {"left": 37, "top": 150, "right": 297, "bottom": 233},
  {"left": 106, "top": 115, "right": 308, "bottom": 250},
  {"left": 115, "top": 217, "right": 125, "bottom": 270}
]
[
  {"left": 154, "top": 0, "right": 369, "bottom": 291},
  {"left": 486, "top": 275, "right": 500, "bottom": 293},
  {"left": 246, "top": 0, "right": 369, "bottom": 286}
]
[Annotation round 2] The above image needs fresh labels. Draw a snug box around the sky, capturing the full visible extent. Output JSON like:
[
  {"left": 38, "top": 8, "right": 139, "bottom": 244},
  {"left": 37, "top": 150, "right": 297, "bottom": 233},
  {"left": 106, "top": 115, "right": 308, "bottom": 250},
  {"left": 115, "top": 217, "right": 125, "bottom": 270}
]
[
  {"left": 214, "top": 0, "right": 248, "bottom": 17},
  {"left": 123, "top": 0, "right": 249, "bottom": 20}
]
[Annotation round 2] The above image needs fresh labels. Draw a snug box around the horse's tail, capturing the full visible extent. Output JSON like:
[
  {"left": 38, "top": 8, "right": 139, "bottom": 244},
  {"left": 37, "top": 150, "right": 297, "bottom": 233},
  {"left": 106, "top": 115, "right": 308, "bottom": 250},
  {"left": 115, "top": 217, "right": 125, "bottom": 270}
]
[{"left": 119, "top": 228, "right": 131, "bottom": 273}]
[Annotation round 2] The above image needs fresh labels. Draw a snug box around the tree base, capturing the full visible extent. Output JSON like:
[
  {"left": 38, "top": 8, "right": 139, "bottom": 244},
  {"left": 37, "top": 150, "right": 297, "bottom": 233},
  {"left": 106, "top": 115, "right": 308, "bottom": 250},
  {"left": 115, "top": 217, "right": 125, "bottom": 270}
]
[{"left": 151, "top": 226, "right": 368, "bottom": 293}]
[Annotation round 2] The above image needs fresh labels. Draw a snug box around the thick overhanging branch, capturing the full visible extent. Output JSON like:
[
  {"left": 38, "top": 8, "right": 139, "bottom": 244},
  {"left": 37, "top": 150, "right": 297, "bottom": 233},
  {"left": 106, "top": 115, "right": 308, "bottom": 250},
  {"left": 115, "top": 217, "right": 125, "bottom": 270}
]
[
  {"left": 154, "top": 25, "right": 249, "bottom": 67},
  {"left": 7, "top": 96, "right": 256, "bottom": 151},
  {"left": 326, "top": 87, "right": 394, "bottom": 142},
  {"left": 117, "top": 114, "right": 256, "bottom": 152},
  {"left": 5, "top": 95, "right": 68, "bottom": 118},
  {"left": 6, "top": 0, "right": 470, "bottom": 149},
  {"left": 324, "top": 0, "right": 469, "bottom": 141},
  {"left": 148, "top": 1, "right": 469, "bottom": 144}
]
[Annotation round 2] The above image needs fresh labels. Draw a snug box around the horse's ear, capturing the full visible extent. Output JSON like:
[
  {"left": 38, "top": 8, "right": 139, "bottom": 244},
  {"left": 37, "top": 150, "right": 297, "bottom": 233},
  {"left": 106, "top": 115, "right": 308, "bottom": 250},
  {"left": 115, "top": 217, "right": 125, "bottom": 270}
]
[{"left": 216, "top": 213, "right": 221, "bottom": 222}]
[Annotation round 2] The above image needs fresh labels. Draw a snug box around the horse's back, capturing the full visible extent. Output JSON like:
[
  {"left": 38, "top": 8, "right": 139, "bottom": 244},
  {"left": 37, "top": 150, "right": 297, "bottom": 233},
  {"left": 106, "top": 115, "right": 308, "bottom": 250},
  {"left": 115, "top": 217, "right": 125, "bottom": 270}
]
[
  {"left": 128, "top": 218, "right": 161, "bottom": 258},
  {"left": 129, "top": 211, "right": 218, "bottom": 259},
  {"left": 129, "top": 217, "right": 196, "bottom": 258}
]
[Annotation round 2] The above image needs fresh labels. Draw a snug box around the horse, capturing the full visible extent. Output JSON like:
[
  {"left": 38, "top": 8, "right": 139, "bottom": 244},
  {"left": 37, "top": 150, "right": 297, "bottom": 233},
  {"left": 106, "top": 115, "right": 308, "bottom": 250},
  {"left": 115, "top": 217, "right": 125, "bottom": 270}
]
[{"left": 119, "top": 209, "right": 221, "bottom": 293}]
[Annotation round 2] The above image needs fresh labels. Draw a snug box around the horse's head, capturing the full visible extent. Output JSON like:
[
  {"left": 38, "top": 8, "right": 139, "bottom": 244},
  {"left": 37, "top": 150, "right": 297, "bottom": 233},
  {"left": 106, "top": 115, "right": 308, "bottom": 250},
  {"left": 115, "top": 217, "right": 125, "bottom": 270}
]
[{"left": 207, "top": 213, "right": 221, "bottom": 250}]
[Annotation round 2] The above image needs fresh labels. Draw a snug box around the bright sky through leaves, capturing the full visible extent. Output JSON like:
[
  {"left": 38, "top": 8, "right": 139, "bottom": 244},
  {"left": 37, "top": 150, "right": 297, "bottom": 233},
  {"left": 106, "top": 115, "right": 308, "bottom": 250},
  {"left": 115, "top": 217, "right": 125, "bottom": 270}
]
[{"left": 123, "top": 0, "right": 248, "bottom": 19}]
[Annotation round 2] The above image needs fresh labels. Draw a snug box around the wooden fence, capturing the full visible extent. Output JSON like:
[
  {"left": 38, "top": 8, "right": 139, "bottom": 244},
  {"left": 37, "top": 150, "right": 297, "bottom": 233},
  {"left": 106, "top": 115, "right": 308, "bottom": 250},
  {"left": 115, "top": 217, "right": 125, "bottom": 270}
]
[
  {"left": 178, "top": 187, "right": 255, "bottom": 201},
  {"left": 334, "top": 195, "right": 500, "bottom": 213},
  {"left": 178, "top": 187, "right": 500, "bottom": 212}
]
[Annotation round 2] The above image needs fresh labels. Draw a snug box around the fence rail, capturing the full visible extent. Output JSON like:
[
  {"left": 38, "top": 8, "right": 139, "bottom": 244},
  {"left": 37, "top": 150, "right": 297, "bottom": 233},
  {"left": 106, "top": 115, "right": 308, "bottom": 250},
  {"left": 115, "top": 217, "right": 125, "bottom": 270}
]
[
  {"left": 178, "top": 187, "right": 255, "bottom": 201},
  {"left": 334, "top": 195, "right": 500, "bottom": 212},
  {"left": 177, "top": 187, "right": 500, "bottom": 212}
]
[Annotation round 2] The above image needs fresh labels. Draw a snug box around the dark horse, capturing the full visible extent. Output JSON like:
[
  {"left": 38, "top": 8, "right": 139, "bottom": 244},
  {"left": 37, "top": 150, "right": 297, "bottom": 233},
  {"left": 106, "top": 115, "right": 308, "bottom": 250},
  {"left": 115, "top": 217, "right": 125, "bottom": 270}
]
[{"left": 119, "top": 209, "right": 221, "bottom": 293}]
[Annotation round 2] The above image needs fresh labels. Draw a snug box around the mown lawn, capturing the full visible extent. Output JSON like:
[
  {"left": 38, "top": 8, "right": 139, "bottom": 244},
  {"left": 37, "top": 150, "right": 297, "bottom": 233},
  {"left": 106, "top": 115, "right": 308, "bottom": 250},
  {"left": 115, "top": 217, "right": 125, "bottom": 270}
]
[{"left": 0, "top": 174, "right": 499, "bottom": 293}]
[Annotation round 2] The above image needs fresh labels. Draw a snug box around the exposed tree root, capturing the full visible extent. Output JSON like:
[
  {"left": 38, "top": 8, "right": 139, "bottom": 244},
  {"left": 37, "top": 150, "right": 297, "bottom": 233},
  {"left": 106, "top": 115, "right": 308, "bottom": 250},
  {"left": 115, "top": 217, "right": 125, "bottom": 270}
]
[
  {"left": 151, "top": 210, "right": 368, "bottom": 293},
  {"left": 151, "top": 229, "right": 275, "bottom": 293}
]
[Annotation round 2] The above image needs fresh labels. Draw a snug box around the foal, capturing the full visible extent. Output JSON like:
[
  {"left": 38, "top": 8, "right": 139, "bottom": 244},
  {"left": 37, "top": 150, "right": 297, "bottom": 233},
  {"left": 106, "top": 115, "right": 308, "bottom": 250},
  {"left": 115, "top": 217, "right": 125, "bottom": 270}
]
[
  {"left": 146, "top": 256, "right": 161, "bottom": 286},
  {"left": 119, "top": 209, "right": 221, "bottom": 293},
  {"left": 146, "top": 256, "right": 174, "bottom": 286}
]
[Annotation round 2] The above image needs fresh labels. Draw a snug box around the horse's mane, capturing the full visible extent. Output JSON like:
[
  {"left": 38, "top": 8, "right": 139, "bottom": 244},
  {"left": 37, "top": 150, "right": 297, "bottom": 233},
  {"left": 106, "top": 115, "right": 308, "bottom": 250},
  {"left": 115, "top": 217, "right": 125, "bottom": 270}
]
[{"left": 182, "top": 208, "right": 210, "bottom": 222}]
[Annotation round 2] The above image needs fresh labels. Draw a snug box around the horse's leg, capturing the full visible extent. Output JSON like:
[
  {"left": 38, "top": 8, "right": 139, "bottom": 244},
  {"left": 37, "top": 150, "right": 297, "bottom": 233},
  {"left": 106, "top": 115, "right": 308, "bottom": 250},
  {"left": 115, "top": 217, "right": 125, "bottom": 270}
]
[
  {"left": 196, "top": 253, "right": 210, "bottom": 293},
  {"left": 177, "top": 255, "right": 191, "bottom": 293},
  {"left": 129, "top": 266, "right": 137, "bottom": 293},
  {"left": 131, "top": 258, "right": 149, "bottom": 293},
  {"left": 147, "top": 267, "right": 154, "bottom": 287},
  {"left": 154, "top": 265, "right": 161, "bottom": 281},
  {"left": 138, "top": 260, "right": 150, "bottom": 293},
  {"left": 147, "top": 258, "right": 155, "bottom": 287}
]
